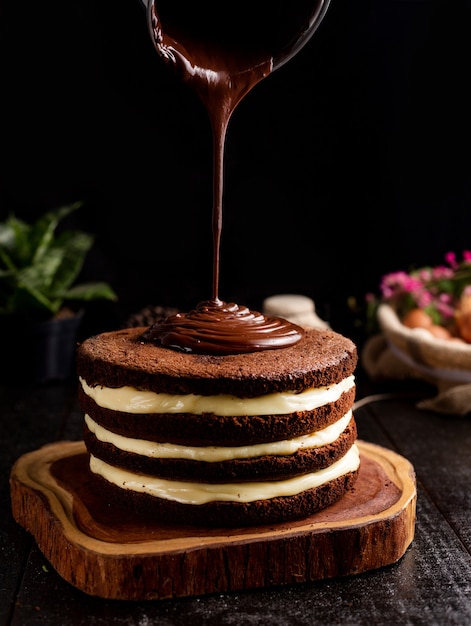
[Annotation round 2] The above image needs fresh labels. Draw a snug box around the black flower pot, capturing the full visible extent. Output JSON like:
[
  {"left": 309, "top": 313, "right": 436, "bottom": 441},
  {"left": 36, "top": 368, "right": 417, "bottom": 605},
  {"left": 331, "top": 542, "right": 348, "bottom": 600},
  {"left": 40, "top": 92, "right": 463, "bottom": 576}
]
[
  {"left": 3, "top": 311, "right": 83, "bottom": 384},
  {"left": 31, "top": 312, "right": 84, "bottom": 383}
]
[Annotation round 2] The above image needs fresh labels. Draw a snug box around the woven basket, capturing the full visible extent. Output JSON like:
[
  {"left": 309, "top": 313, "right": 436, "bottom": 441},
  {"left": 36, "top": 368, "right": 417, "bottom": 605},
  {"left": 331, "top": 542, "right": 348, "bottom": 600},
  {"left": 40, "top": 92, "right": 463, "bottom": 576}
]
[{"left": 376, "top": 303, "right": 471, "bottom": 383}]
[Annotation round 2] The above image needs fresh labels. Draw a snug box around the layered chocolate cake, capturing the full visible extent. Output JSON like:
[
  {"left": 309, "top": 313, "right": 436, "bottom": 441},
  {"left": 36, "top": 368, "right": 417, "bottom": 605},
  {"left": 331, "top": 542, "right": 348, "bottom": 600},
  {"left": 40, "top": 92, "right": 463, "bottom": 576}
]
[
  {"left": 77, "top": 302, "right": 360, "bottom": 528},
  {"left": 75, "top": 0, "right": 359, "bottom": 529}
]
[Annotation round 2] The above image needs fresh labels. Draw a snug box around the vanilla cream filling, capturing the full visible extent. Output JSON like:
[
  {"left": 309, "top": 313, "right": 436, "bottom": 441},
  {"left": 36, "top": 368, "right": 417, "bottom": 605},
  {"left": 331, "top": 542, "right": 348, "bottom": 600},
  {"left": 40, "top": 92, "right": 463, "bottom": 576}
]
[
  {"left": 80, "top": 375, "right": 355, "bottom": 416},
  {"left": 89, "top": 443, "right": 360, "bottom": 504},
  {"left": 85, "top": 410, "right": 353, "bottom": 462}
]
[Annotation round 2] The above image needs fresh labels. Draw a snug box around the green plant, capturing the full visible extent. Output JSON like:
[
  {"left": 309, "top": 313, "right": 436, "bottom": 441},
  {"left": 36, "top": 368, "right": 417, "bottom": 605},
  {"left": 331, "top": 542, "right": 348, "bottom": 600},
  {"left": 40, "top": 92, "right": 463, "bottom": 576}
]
[{"left": 0, "top": 201, "right": 117, "bottom": 320}]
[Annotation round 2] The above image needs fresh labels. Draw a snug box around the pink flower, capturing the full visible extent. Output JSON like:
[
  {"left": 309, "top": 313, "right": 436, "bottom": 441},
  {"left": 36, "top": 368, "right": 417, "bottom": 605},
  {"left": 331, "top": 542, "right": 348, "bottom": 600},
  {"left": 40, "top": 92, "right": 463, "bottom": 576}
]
[
  {"left": 436, "top": 301, "right": 455, "bottom": 319},
  {"left": 438, "top": 293, "right": 452, "bottom": 304},
  {"left": 367, "top": 250, "right": 471, "bottom": 324},
  {"left": 431, "top": 266, "right": 454, "bottom": 280},
  {"left": 380, "top": 272, "right": 409, "bottom": 298},
  {"left": 402, "top": 276, "right": 423, "bottom": 294},
  {"left": 370, "top": 251, "right": 471, "bottom": 329},
  {"left": 445, "top": 251, "right": 458, "bottom": 268},
  {"left": 417, "top": 268, "right": 432, "bottom": 282},
  {"left": 415, "top": 290, "right": 432, "bottom": 308}
]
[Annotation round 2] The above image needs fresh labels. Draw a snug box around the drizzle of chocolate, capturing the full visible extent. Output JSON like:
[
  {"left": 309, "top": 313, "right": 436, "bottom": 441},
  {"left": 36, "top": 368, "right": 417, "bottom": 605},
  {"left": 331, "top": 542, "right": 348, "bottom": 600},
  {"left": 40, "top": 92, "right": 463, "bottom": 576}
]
[
  {"left": 142, "top": 299, "right": 304, "bottom": 355},
  {"left": 141, "top": 1, "right": 328, "bottom": 354}
]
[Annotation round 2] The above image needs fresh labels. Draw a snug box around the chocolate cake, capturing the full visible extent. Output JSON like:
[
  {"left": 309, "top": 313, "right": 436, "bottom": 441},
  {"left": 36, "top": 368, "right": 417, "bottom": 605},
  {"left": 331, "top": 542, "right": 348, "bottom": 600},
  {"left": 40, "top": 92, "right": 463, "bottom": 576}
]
[
  {"left": 75, "top": 0, "right": 358, "bottom": 529},
  {"left": 77, "top": 320, "right": 360, "bottom": 527}
]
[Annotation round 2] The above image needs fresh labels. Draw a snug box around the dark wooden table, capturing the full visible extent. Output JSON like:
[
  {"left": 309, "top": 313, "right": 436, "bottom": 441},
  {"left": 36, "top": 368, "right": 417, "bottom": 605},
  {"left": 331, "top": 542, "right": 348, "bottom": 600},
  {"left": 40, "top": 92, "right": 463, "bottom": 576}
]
[{"left": 2, "top": 375, "right": 471, "bottom": 625}]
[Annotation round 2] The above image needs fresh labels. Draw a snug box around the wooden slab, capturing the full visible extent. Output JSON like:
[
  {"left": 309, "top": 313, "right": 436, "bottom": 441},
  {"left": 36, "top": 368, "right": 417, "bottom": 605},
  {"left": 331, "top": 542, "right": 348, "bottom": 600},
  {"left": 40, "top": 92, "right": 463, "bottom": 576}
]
[{"left": 10, "top": 440, "right": 416, "bottom": 601}]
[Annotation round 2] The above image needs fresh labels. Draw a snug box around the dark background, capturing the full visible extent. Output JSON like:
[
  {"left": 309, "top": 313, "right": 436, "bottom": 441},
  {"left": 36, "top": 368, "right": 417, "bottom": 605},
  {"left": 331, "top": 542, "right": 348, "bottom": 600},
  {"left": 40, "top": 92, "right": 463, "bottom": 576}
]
[{"left": 1, "top": 0, "right": 470, "bottom": 345}]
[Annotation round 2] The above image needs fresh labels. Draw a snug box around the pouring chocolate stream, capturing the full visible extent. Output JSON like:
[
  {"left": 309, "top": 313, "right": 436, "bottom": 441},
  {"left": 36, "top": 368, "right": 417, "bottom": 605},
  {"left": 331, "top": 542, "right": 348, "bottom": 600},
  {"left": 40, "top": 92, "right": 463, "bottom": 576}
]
[{"left": 142, "top": 0, "right": 331, "bottom": 354}]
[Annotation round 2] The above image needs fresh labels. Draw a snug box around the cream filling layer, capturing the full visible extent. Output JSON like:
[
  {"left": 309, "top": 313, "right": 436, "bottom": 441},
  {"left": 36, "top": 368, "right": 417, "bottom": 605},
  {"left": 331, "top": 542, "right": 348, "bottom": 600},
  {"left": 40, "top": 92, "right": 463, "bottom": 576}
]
[
  {"left": 85, "top": 410, "right": 353, "bottom": 462},
  {"left": 89, "top": 444, "right": 360, "bottom": 504},
  {"left": 80, "top": 375, "right": 355, "bottom": 416}
]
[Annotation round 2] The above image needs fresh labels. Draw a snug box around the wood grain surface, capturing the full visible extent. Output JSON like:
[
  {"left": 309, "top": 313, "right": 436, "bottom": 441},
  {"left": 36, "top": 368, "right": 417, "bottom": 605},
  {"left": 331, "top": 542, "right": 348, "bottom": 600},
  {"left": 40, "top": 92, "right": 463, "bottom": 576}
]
[{"left": 10, "top": 440, "right": 416, "bottom": 601}]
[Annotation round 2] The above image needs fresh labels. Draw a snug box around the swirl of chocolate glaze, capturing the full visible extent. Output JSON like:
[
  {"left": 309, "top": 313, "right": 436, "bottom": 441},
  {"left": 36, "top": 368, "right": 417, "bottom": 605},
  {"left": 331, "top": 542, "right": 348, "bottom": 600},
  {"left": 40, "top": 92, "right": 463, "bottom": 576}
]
[{"left": 141, "top": 299, "right": 304, "bottom": 355}]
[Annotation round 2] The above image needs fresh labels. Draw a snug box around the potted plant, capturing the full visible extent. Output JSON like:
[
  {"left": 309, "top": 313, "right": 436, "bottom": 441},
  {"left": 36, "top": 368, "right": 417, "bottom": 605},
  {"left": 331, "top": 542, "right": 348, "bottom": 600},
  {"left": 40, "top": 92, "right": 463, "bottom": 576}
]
[{"left": 0, "top": 201, "right": 118, "bottom": 383}]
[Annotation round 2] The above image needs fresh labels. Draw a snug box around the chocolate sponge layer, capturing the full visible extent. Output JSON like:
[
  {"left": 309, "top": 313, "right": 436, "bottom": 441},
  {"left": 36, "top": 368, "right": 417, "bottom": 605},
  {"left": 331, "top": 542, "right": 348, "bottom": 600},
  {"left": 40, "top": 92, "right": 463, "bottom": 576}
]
[
  {"left": 84, "top": 416, "right": 357, "bottom": 482},
  {"left": 77, "top": 327, "right": 357, "bottom": 397},
  {"left": 78, "top": 385, "right": 356, "bottom": 446},
  {"left": 86, "top": 467, "right": 360, "bottom": 528}
]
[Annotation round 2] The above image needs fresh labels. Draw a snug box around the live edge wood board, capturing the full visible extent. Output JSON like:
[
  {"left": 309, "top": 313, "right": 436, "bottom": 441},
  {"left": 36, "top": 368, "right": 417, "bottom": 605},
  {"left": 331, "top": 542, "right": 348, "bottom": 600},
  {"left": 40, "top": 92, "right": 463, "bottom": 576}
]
[{"left": 10, "top": 439, "right": 416, "bottom": 601}]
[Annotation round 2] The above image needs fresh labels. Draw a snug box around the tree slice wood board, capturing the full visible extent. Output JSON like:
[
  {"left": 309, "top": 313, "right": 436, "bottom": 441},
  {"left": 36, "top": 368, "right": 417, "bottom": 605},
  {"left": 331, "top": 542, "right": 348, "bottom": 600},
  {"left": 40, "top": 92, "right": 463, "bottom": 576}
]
[{"left": 10, "top": 439, "right": 416, "bottom": 601}]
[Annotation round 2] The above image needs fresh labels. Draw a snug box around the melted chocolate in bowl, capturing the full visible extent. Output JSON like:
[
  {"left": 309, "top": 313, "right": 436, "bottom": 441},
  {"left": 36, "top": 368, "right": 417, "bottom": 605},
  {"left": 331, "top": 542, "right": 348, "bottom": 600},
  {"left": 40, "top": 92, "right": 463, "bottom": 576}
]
[{"left": 143, "top": 0, "right": 331, "bottom": 354}]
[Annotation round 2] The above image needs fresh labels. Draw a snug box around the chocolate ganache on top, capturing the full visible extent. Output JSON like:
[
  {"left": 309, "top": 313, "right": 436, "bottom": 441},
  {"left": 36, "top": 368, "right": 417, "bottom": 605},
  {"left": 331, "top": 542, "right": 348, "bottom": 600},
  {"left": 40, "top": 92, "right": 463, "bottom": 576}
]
[
  {"left": 142, "top": 1, "right": 330, "bottom": 355},
  {"left": 142, "top": 299, "right": 304, "bottom": 355}
]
